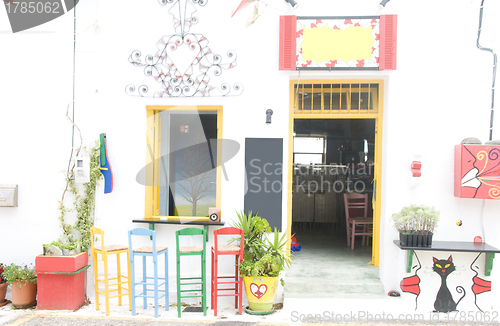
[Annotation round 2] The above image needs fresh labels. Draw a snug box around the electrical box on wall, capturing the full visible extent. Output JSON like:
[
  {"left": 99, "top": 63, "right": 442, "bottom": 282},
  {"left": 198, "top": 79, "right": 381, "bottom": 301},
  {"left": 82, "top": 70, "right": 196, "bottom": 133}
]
[
  {"left": 0, "top": 184, "right": 18, "bottom": 207},
  {"left": 74, "top": 156, "right": 90, "bottom": 183},
  {"left": 454, "top": 144, "right": 500, "bottom": 199}
]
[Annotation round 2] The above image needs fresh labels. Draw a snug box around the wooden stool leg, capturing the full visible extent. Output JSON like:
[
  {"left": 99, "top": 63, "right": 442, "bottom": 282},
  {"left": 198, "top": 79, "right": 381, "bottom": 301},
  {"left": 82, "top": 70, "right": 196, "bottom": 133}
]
[
  {"left": 127, "top": 251, "right": 132, "bottom": 311},
  {"left": 93, "top": 252, "right": 100, "bottom": 312},
  {"left": 210, "top": 250, "right": 214, "bottom": 309},
  {"left": 117, "top": 252, "right": 122, "bottom": 306},
  {"left": 176, "top": 254, "right": 181, "bottom": 318},
  {"left": 362, "top": 225, "right": 366, "bottom": 246},
  {"left": 234, "top": 255, "right": 238, "bottom": 309},
  {"left": 130, "top": 255, "right": 136, "bottom": 316},
  {"left": 154, "top": 256, "right": 159, "bottom": 318},
  {"left": 213, "top": 252, "right": 217, "bottom": 316},
  {"left": 142, "top": 256, "right": 147, "bottom": 309},
  {"left": 165, "top": 249, "right": 169, "bottom": 311},
  {"left": 202, "top": 250, "right": 206, "bottom": 316},
  {"left": 104, "top": 253, "right": 110, "bottom": 316}
]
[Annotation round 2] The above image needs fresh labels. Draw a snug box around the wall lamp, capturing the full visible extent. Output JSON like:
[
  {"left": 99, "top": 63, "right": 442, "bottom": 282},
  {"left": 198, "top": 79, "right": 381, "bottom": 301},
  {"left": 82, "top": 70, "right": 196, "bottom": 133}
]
[
  {"left": 266, "top": 109, "right": 273, "bottom": 124},
  {"left": 380, "top": 0, "right": 391, "bottom": 7},
  {"left": 285, "top": 0, "right": 299, "bottom": 9}
]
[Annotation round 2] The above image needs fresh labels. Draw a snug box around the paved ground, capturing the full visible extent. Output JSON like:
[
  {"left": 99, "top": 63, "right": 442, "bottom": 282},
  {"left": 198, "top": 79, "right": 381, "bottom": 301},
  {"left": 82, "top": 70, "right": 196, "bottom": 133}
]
[{"left": 2, "top": 301, "right": 500, "bottom": 326}]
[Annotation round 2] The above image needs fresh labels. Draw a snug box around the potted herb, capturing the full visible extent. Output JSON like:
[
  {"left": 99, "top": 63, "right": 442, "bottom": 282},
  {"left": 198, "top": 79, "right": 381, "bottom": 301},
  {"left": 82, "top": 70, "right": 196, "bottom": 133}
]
[
  {"left": 0, "top": 263, "right": 8, "bottom": 307},
  {"left": 231, "top": 211, "right": 291, "bottom": 313},
  {"left": 2, "top": 263, "right": 37, "bottom": 308},
  {"left": 391, "top": 205, "right": 440, "bottom": 247}
]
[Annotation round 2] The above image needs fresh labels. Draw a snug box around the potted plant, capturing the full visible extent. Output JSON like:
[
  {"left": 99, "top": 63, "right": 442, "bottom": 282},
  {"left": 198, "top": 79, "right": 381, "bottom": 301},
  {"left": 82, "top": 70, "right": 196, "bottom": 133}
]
[
  {"left": 2, "top": 263, "right": 37, "bottom": 308},
  {"left": 0, "top": 263, "right": 8, "bottom": 307},
  {"left": 391, "top": 204, "right": 440, "bottom": 247},
  {"left": 231, "top": 211, "right": 291, "bottom": 313}
]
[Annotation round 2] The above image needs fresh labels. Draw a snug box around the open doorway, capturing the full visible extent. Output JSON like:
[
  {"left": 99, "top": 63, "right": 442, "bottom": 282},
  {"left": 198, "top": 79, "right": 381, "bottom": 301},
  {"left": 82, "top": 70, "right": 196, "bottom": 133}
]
[
  {"left": 285, "top": 118, "right": 384, "bottom": 299},
  {"left": 285, "top": 80, "right": 384, "bottom": 298},
  {"left": 291, "top": 118, "right": 375, "bottom": 248}
]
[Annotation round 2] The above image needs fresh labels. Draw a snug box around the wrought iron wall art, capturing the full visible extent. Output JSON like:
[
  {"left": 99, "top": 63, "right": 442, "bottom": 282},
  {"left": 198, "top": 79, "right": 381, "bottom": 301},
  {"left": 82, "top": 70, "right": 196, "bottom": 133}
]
[{"left": 126, "top": 0, "right": 243, "bottom": 97}]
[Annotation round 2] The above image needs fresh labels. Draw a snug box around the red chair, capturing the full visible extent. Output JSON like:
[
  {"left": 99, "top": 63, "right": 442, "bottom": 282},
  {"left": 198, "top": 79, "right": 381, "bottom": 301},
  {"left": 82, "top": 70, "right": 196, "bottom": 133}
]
[
  {"left": 343, "top": 193, "right": 373, "bottom": 249},
  {"left": 211, "top": 227, "right": 244, "bottom": 316}
]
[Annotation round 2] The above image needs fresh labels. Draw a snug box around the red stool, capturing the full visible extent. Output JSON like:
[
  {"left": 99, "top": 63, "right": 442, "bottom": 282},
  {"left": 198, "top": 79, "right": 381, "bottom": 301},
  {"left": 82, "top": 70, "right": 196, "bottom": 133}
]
[{"left": 211, "top": 227, "right": 244, "bottom": 316}]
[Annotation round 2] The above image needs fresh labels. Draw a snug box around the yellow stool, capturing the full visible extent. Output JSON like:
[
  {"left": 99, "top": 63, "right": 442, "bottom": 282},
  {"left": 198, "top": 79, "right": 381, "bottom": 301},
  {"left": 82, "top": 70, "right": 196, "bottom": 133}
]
[{"left": 90, "top": 226, "right": 132, "bottom": 315}]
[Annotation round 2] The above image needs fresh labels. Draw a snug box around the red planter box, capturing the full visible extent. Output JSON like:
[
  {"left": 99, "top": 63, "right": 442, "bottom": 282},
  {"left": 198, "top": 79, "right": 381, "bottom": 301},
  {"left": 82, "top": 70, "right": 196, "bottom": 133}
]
[{"left": 35, "top": 252, "right": 89, "bottom": 310}]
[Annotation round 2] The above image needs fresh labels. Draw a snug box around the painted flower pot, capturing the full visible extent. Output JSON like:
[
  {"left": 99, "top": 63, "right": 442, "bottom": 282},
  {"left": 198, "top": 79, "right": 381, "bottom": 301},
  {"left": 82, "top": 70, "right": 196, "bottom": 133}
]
[
  {"left": 11, "top": 280, "right": 37, "bottom": 308},
  {"left": 0, "top": 283, "right": 8, "bottom": 307},
  {"left": 243, "top": 276, "right": 278, "bottom": 312}
]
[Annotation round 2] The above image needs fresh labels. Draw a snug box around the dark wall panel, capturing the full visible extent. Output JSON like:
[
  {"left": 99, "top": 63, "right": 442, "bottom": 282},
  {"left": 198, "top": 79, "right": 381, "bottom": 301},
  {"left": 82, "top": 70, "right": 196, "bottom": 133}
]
[{"left": 244, "top": 138, "right": 283, "bottom": 231}]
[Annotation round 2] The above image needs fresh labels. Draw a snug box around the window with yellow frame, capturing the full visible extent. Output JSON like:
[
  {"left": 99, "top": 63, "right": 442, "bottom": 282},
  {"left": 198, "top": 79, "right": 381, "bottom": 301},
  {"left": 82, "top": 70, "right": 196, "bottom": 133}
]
[
  {"left": 293, "top": 83, "right": 379, "bottom": 113},
  {"left": 144, "top": 106, "right": 222, "bottom": 221}
]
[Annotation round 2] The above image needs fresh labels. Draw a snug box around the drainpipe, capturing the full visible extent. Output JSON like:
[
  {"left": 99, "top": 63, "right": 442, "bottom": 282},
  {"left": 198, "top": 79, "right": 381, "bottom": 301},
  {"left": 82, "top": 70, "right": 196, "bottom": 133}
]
[{"left": 476, "top": 0, "right": 497, "bottom": 141}]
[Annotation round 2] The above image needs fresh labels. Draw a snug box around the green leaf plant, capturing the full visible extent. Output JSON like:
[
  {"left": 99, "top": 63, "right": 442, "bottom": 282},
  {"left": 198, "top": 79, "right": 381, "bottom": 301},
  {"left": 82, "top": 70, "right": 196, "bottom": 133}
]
[
  {"left": 53, "top": 141, "right": 101, "bottom": 253},
  {"left": 2, "top": 264, "right": 37, "bottom": 288},
  {"left": 231, "top": 211, "right": 291, "bottom": 279},
  {"left": 45, "top": 107, "right": 102, "bottom": 254}
]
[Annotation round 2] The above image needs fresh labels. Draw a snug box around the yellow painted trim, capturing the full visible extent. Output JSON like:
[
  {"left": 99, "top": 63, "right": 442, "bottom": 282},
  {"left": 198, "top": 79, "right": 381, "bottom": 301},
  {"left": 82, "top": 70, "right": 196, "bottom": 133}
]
[
  {"left": 144, "top": 106, "right": 223, "bottom": 220},
  {"left": 294, "top": 114, "right": 380, "bottom": 119},
  {"left": 154, "top": 112, "right": 161, "bottom": 216},
  {"left": 144, "top": 109, "right": 156, "bottom": 220},
  {"left": 153, "top": 216, "right": 211, "bottom": 222},
  {"left": 5, "top": 315, "right": 36, "bottom": 326},
  {"left": 288, "top": 79, "right": 383, "bottom": 267},
  {"left": 372, "top": 80, "right": 384, "bottom": 267},
  {"left": 287, "top": 89, "right": 294, "bottom": 252}
]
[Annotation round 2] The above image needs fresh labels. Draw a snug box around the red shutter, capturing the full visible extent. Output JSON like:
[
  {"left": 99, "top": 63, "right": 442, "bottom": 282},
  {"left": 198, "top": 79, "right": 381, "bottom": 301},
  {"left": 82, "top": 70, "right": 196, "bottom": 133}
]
[
  {"left": 279, "top": 15, "right": 297, "bottom": 70},
  {"left": 379, "top": 14, "right": 397, "bottom": 70}
]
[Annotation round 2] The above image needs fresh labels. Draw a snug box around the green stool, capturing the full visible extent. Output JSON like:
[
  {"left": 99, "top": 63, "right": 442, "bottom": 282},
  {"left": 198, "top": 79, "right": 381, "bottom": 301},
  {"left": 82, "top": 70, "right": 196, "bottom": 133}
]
[{"left": 176, "top": 227, "right": 206, "bottom": 317}]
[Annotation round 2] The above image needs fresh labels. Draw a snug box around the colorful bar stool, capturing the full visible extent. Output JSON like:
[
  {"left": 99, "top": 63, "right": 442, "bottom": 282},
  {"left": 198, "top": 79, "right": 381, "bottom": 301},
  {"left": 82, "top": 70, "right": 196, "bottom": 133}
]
[
  {"left": 128, "top": 228, "right": 169, "bottom": 318},
  {"left": 211, "top": 227, "right": 244, "bottom": 316},
  {"left": 176, "top": 227, "right": 206, "bottom": 318},
  {"left": 90, "top": 226, "right": 132, "bottom": 316}
]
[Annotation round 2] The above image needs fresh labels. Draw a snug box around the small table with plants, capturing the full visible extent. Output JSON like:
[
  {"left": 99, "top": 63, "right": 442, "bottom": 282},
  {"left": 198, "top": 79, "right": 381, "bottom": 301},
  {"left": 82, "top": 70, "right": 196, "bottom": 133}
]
[{"left": 394, "top": 240, "right": 500, "bottom": 275}]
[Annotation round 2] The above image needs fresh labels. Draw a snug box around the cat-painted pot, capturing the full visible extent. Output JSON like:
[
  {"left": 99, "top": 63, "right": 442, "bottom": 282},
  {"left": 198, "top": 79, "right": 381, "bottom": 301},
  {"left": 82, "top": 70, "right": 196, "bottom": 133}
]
[{"left": 243, "top": 276, "right": 278, "bottom": 311}]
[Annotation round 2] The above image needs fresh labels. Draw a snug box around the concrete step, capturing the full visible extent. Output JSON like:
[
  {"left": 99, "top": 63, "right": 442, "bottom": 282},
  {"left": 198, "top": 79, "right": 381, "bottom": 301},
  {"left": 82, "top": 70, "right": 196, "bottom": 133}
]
[{"left": 284, "top": 279, "right": 385, "bottom": 298}]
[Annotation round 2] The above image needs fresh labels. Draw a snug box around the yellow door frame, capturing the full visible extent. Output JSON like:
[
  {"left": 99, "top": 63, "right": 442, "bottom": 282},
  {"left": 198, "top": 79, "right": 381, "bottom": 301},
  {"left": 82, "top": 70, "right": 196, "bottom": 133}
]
[{"left": 287, "top": 79, "right": 384, "bottom": 266}]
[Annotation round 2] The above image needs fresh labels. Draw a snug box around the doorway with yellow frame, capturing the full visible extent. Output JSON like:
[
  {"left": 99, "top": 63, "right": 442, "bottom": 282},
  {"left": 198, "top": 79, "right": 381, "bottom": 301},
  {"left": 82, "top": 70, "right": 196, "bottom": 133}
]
[{"left": 286, "top": 80, "right": 384, "bottom": 268}]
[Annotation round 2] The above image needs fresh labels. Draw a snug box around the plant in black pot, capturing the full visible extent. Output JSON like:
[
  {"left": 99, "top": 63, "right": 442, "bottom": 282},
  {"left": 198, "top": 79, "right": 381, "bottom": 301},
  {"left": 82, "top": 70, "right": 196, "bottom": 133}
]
[{"left": 392, "top": 205, "right": 440, "bottom": 247}]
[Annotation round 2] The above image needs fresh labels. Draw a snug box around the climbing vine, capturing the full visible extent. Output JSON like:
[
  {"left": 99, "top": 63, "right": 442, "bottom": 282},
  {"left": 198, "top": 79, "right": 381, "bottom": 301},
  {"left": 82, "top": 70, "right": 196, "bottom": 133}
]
[
  {"left": 44, "top": 106, "right": 102, "bottom": 254},
  {"left": 56, "top": 142, "right": 102, "bottom": 252}
]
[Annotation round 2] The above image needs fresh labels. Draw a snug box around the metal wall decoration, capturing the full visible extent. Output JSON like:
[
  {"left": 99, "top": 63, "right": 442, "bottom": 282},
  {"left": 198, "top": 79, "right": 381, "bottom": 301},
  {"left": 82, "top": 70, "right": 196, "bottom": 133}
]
[{"left": 126, "top": 0, "right": 243, "bottom": 97}]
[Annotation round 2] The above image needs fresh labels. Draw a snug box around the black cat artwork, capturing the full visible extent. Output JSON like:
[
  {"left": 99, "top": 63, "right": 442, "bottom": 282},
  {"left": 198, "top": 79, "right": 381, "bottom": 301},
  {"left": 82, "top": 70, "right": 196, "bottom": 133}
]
[{"left": 433, "top": 256, "right": 466, "bottom": 313}]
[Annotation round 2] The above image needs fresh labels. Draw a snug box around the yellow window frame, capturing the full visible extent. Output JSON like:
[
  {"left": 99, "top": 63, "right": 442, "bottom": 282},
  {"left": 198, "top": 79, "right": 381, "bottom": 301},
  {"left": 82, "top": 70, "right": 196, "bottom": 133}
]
[
  {"left": 293, "top": 83, "right": 379, "bottom": 114},
  {"left": 144, "top": 105, "right": 223, "bottom": 221}
]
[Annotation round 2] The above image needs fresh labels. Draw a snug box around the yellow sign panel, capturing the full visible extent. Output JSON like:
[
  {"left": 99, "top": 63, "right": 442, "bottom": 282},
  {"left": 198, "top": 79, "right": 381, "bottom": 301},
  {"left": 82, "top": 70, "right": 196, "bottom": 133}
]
[{"left": 302, "top": 25, "right": 375, "bottom": 62}]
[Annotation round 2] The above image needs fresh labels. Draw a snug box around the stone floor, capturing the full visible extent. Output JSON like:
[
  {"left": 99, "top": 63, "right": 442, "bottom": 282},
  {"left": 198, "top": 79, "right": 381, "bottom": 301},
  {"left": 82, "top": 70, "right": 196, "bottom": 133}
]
[{"left": 284, "top": 228, "right": 386, "bottom": 299}]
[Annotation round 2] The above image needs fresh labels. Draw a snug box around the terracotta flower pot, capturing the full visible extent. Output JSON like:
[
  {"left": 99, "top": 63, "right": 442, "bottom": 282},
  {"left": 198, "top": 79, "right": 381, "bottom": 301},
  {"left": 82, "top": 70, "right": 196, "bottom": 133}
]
[
  {"left": 0, "top": 283, "right": 8, "bottom": 306},
  {"left": 11, "top": 280, "right": 37, "bottom": 308}
]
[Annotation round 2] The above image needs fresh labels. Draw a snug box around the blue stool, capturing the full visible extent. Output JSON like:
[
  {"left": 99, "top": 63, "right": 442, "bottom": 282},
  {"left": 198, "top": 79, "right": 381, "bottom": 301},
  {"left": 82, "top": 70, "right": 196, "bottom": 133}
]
[
  {"left": 176, "top": 227, "right": 206, "bottom": 318},
  {"left": 128, "top": 228, "right": 168, "bottom": 318}
]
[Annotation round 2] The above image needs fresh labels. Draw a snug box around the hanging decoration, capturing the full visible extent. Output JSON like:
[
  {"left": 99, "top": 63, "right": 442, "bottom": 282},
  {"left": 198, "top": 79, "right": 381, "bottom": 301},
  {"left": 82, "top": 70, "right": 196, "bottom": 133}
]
[{"left": 126, "top": 0, "right": 243, "bottom": 97}]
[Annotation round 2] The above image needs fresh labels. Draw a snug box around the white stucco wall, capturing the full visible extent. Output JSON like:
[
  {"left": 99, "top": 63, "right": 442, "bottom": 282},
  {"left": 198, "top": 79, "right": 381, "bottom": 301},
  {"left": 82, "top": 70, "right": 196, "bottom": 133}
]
[{"left": 1, "top": 0, "right": 499, "bottom": 310}]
